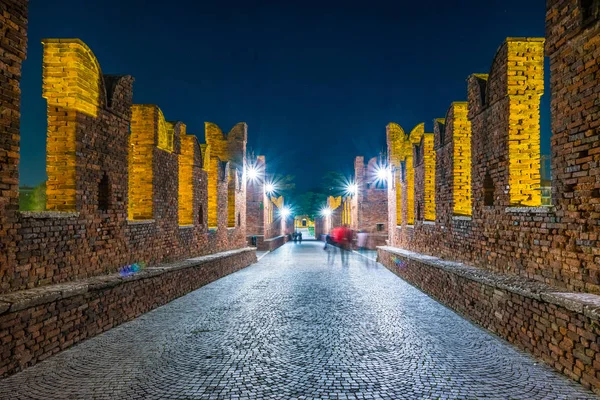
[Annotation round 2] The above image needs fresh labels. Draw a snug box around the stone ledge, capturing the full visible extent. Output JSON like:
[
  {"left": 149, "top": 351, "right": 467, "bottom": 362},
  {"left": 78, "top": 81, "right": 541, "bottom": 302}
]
[
  {"left": 127, "top": 219, "right": 156, "bottom": 225},
  {"left": 0, "top": 248, "right": 256, "bottom": 315},
  {"left": 20, "top": 211, "right": 80, "bottom": 219},
  {"left": 505, "top": 206, "right": 554, "bottom": 214},
  {"left": 452, "top": 215, "right": 472, "bottom": 221},
  {"left": 263, "top": 235, "right": 286, "bottom": 243},
  {"left": 378, "top": 246, "right": 600, "bottom": 316}
]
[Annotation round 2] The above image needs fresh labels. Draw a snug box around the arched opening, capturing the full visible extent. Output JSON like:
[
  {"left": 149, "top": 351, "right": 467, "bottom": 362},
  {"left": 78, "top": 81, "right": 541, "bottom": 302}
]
[
  {"left": 98, "top": 172, "right": 110, "bottom": 212},
  {"left": 198, "top": 205, "right": 204, "bottom": 226},
  {"left": 483, "top": 172, "right": 494, "bottom": 206}
]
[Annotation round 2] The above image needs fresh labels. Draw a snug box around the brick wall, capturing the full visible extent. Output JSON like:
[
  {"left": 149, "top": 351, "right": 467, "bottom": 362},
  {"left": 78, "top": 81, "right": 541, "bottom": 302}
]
[
  {"left": 245, "top": 156, "right": 287, "bottom": 251},
  {"left": 0, "top": 2, "right": 258, "bottom": 377},
  {"left": 0, "top": 248, "right": 256, "bottom": 377},
  {"left": 0, "top": 33, "right": 250, "bottom": 294},
  {"left": 0, "top": 0, "right": 27, "bottom": 296},
  {"left": 378, "top": 247, "right": 600, "bottom": 395},
  {"left": 352, "top": 156, "right": 388, "bottom": 248},
  {"left": 385, "top": 29, "right": 600, "bottom": 293}
]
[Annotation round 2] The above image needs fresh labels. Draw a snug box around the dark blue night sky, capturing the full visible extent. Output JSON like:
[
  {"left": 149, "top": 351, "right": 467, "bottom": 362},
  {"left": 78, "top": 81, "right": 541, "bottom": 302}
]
[{"left": 20, "top": 0, "right": 549, "bottom": 191}]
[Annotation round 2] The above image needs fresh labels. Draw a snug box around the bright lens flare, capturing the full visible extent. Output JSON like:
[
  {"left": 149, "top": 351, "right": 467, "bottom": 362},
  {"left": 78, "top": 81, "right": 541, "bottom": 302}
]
[
  {"left": 280, "top": 206, "right": 291, "bottom": 218},
  {"left": 321, "top": 207, "right": 332, "bottom": 217},
  {"left": 346, "top": 183, "right": 358, "bottom": 196},
  {"left": 376, "top": 165, "right": 389, "bottom": 181},
  {"left": 246, "top": 165, "right": 259, "bottom": 181},
  {"left": 265, "top": 182, "right": 276, "bottom": 194}
]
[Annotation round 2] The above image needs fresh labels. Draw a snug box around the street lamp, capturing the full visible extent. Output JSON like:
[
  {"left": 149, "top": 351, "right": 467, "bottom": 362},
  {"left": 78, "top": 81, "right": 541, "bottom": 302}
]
[
  {"left": 321, "top": 207, "right": 332, "bottom": 217},
  {"left": 346, "top": 183, "right": 358, "bottom": 196},
  {"left": 265, "top": 182, "right": 276, "bottom": 195},
  {"left": 246, "top": 164, "right": 260, "bottom": 182},
  {"left": 280, "top": 206, "right": 291, "bottom": 219}
]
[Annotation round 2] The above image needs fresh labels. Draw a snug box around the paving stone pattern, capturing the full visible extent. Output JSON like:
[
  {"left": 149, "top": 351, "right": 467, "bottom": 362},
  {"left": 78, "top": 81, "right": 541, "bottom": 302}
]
[{"left": 0, "top": 242, "right": 596, "bottom": 399}]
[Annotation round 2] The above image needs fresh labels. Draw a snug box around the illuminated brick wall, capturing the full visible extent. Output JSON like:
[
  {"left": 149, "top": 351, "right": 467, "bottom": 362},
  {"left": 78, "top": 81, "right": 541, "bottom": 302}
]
[
  {"left": 385, "top": 29, "right": 600, "bottom": 295},
  {"left": 227, "top": 171, "right": 236, "bottom": 228},
  {"left": 0, "top": 34, "right": 249, "bottom": 294},
  {"left": 205, "top": 122, "right": 247, "bottom": 233},
  {"left": 42, "top": 39, "right": 102, "bottom": 211},
  {"left": 422, "top": 134, "right": 435, "bottom": 221},
  {"left": 506, "top": 39, "right": 544, "bottom": 206},
  {"left": 207, "top": 156, "right": 220, "bottom": 227},
  {"left": 433, "top": 103, "right": 473, "bottom": 227},
  {"left": 386, "top": 123, "right": 404, "bottom": 226},
  {"left": 352, "top": 157, "right": 388, "bottom": 247},
  {"left": 451, "top": 103, "right": 472, "bottom": 216},
  {"left": 178, "top": 128, "right": 194, "bottom": 226},
  {"left": 246, "top": 156, "right": 266, "bottom": 237},
  {"left": 378, "top": 8, "right": 600, "bottom": 392},
  {"left": 128, "top": 105, "right": 156, "bottom": 220}
]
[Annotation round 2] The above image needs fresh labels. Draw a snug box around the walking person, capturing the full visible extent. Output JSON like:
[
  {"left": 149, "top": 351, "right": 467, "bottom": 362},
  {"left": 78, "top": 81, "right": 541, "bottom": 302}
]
[
  {"left": 340, "top": 225, "right": 352, "bottom": 267},
  {"left": 293, "top": 231, "right": 298, "bottom": 244},
  {"left": 325, "top": 233, "right": 336, "bottom": 265},
  {"left": 298, "top": 231, "right": 303, "bottom": 244}
]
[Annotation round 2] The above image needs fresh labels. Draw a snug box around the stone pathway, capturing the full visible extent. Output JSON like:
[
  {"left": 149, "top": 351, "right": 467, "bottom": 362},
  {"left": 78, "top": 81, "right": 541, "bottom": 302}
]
[{"left": 0, "top": 242, "right": 596, "bottom": 399}]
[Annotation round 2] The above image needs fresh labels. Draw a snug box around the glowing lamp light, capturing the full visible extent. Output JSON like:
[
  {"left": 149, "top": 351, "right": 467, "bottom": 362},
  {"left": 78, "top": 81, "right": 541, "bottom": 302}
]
[
  {"left": 246, "top": 165, "right": 259, "bottom": 181},
  {"left": 376, "top": 165, "right": 389, "bottom": 181},
  {"left": 346, "top": 183, "right": 358, "bottom": 196},
  {"left": 321, "top": 208, "right": 332, "bottom": 217},
  {"left": 265, "top": 183, "right": 276, "bottom": 194},
  {"left": 280, "top": 206, "right": 291, "bottom": 218}
]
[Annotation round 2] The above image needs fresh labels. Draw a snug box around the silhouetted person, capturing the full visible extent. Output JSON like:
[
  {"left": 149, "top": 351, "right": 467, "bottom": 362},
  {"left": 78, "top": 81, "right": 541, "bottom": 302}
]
[{"left": 298, "top": 232, "right": 303, "bottom": 244}]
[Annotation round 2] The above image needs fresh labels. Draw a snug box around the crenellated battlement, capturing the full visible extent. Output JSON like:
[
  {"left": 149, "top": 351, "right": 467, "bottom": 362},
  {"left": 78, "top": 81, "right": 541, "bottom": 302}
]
[{"left": 0, "top": 34, "right": 249, "bottom": 295}]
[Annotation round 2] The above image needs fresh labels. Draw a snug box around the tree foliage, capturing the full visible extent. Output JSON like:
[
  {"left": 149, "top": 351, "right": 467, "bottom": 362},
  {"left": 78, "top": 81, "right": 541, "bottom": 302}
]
[{"left": 19, "top": 182, "right": 46, "bottom": 211}]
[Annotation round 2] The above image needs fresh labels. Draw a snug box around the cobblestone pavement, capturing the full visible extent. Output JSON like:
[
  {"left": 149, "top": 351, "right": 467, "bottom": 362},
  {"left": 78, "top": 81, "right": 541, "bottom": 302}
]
[{"left": 0, "top": 242, "right": 597, "bottom": 399}]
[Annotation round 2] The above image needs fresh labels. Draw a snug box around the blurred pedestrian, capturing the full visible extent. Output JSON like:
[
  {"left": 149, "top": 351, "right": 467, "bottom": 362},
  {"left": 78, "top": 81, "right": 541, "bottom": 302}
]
[
  {"left": 340, "top": 224, "right": 353, "bottom": 266},
  {"left": 357, "top": 230, "right": 369, "bottom": 265},
  {"left": 298, "top": 231, "right": 303, "bottom": 244},
  {"left": 325, "top": 233, "right": 336, "bottom": 264}
]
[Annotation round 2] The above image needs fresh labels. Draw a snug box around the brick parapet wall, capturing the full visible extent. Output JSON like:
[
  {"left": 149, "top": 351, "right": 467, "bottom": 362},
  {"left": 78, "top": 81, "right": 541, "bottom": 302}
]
[
  {"left": 0, "top": 0, "right": 27, "bottom": 297},
  {"left": 378, "top": 246, "right": 600, "bottom": 394},
  {"left": 386, "top": 24, "right": 600, "bottom": 293},
  {"left": 0, "top": 33, "right": 250, "bottom": 294},
  {"left": 0, "top": 248, "right": 256, "bottom": 377},
  {"left": 354, "top": 157, "right": 388, "bottom": 239}
]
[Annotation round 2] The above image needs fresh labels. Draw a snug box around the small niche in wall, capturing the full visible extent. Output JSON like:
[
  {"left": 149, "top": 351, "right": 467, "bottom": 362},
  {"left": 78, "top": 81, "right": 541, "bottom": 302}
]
[
  {"left": 581, "top": 0, "right": 600, "bottom": 26},
  {"left": 98, "top": 172, "right": 110, "bottom": 212},
  {"left": 199, "top": 205, "right": 204, "bottom": 226},
  {"left": 483, "top": 172, "right": 494, "bottom": 206}
]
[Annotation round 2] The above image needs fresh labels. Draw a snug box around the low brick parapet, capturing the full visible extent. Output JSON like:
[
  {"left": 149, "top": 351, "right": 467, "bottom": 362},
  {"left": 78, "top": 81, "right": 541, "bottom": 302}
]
[
  {"left": 378, "top": 246, "right": 600, "bottom": 394},
  {"left": 0, "top": 248, "right": 257, "bottom": 377}
]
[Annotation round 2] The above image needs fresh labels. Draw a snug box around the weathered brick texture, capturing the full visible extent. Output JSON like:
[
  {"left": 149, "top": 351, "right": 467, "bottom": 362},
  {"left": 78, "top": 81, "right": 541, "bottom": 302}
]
[
  {"left": 352, "top": 157, "right": 388, "bottom": 248},
  {"left": 377, "top": 1, "right": 600, "bottom": 393},
  {"left": 245, "top": 156, "right": 288, "bottom": 251},
  {"left": 0, "top": 248, "right": 256, "bottom": 377},
  {"left": 0, "top": 2, "right": 256, "bottom": 376},
  {"left": 385, "top": 32, "right": 599, "bottom": 293},
  {"left": 0, "top": 0, "right": 27, "bottom": 300},
  {"left": 378, "top": 248, "right": 600, "bottom": 395}
]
